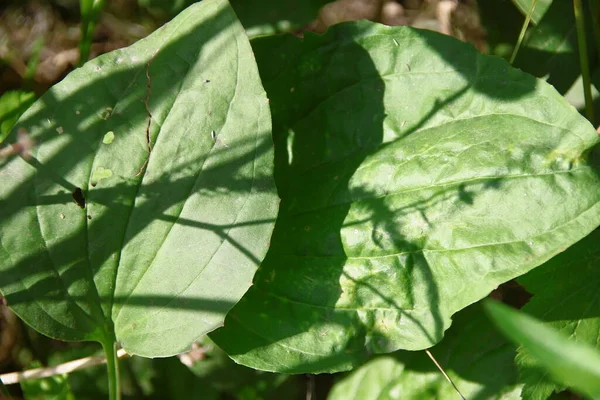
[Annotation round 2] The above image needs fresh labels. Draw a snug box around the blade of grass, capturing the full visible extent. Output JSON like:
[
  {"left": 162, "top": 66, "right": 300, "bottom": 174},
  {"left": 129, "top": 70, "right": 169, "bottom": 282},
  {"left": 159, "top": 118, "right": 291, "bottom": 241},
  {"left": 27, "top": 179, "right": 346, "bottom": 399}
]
[
  {"left": 79, "top": 0, "right": 107, "bottom": 65},
  {"left": 484, "top": 300, "right": 600, "bottom": 399},
  {"left": 510, "top": 0, "right": 539, "bottom": 64},
  {"left": 574, "top": 0, "right": 595, "bottom": 124}
]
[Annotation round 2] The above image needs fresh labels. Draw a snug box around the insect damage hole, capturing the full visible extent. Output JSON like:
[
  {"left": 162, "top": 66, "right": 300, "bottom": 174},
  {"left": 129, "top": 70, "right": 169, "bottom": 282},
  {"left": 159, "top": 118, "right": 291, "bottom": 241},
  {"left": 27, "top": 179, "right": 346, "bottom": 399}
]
[
  {"left": 72, "top": 188, "right": 86, "bottom": 209},
  {"left": 210, "top": 130, "right": 229, "bottom": 148}
]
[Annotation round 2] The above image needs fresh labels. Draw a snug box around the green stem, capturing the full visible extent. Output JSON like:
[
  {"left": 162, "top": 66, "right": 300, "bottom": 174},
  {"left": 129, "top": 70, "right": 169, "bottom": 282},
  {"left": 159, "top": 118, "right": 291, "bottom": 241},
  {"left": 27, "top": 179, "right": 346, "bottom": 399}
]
[
  {"left": 574, "top": 0, "right": 595, "bottom": 124},
  {"left": 102, "top": 341, "right": 121, "bottom": 400},
  {"left": 78, "top": 0, "right": 107, "bottom": 66},
  {"left": 510, "top": 0, "right": 539, "bottom": 64}
]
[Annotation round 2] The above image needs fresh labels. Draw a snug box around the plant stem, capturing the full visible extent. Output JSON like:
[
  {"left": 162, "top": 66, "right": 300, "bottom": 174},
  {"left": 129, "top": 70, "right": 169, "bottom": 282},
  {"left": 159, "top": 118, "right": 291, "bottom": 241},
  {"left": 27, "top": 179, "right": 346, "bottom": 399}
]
[
  {"left": 425, "top": 349, "right": 465, "bottom": 400},
  {"left": 510, "top": 0, "right": 539, "bottom": 64},
  {"left": 0, "top": 348, "right": 127, "bottom": 385},
  {"left": 574, "top": 0, "right": 595, "bottom": 124},
  {"left": 79, "top": 0, "right": 107, "bottom": 65},
  {"left": 103, "top": 341, "right": 121, "bottom": 400}
]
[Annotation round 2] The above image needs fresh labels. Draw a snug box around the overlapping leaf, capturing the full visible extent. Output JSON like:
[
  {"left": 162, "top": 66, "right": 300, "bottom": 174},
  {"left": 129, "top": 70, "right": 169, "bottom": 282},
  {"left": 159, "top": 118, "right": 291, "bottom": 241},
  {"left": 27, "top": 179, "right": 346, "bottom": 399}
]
[
  {"left": 486, "top": 300, "right": 600, "bottom": 400},
  {"left": 328, "top": 304, "right": 521, "bottom": 400},
  {"left": 0, "top": 0, "right": 277, "bottom": 357},
  {"left": 515, "top": 229, "right": 600, "bottom": 399},
  {"left": 514, "top": 0, "right": 597, "bottom": 94},
  {"left": 210, "top": 22, "right": 600, "bottom": 373}
]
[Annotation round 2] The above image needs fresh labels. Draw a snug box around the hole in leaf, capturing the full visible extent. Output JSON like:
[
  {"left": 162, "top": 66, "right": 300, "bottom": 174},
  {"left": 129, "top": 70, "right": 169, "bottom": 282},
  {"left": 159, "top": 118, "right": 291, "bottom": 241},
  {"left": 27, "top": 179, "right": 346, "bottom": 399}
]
[{"left": 72, "top": 188, "right": 86, "bottom": 209}]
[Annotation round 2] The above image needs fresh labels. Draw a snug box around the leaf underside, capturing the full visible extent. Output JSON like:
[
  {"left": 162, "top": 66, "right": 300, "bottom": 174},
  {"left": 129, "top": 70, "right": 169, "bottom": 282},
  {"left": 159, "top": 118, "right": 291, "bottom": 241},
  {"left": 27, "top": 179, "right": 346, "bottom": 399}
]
[
  {"left": 0, "top": 0, "right": 278, "bottom": 357},
  {"left": 210, "top": 22, "right": 600, "bottom": 373}
]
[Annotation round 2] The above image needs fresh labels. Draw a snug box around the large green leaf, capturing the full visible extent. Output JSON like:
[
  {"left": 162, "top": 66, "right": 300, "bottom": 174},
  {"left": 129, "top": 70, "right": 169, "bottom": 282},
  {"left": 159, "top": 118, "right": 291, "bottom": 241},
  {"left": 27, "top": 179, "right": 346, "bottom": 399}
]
[
  {"left": 515, "top": 229, "right": 600, "bottom": 399},
  {"left": 210, "top": 22, "right": 600, "bottom": 373},
  {"left": 0, "top": 0, "right": 277, "bottom": 357},
  {"left": 485, "top": 300, "right": 600, "bottom": 400},
  {"left": 328, "top": 304, "right": 521, "bottom": 400}
]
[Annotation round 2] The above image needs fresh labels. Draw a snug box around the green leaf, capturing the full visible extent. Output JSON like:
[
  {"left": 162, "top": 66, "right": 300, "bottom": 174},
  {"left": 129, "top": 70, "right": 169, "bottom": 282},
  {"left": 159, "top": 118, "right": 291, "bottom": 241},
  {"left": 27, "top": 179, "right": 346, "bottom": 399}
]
[
  {"left": 515, "top": 229, "right": 600, "bottom": 399},
  {"left": 514, "top": 0, "right": 597, "bottom": 94},
  {"left": 511, "top": 0, "right": 552, "bottom": 25},
  {"left": 484, "top": 300, "right": 600, "bottom": 400},
  {"left": 328, "top": 303, "right": 521, "bottom": 400},
  {"left": 210, "top": 22, "right": 600, "bottom": 373},
  {"left": 0, "top": 90, "right": 35, "bottom": 142},
  {"left": 0, "top": 0, "right": 277, "bottom": 357}
]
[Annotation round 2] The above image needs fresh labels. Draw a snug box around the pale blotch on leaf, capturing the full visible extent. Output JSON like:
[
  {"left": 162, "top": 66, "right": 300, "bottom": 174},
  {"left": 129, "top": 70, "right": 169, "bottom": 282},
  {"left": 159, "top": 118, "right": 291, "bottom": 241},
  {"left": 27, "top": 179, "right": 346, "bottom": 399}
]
[
  {"left": 91, "top": 166, "right": 113, "bottom": 187},
  {"left": 56, "top": 126, "right": 64, "bottom": 134},
  {"left": 103, "top": 131, "right": 115, "bottom": 144}
]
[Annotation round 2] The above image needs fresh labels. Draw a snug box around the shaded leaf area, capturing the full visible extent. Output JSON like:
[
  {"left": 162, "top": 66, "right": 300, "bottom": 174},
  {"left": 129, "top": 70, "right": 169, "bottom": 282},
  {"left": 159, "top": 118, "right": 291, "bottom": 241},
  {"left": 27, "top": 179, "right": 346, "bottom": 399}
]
[
  {"left": 511, "top": 0, "right": 552, "bottom": 25},
  {"left": 513, "top": 0, "right": 598, "bottom": 94},
  {"left": 0, "top": 0, "right": 277, "bottom": 357},
  {"left": 515, "top": 229, "right": 600, "bottom": 399},
  {"left": 485, "top": 300, "right": 600, "bottom": 400},
  {"left": 0, "top": 90, "right": 36, "bottom": 142},
  {"left": 328, "top": 303, "right": 522, "bottom": 400},
  {"left": 210, "top": 21, "right": 600, "bottom": 373}
]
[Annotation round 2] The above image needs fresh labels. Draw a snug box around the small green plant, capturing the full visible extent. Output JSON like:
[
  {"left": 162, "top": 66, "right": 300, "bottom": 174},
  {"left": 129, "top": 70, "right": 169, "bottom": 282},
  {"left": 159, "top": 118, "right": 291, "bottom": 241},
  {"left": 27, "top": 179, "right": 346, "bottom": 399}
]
[{"left": 1, "top": 0, "right": 600, "bottom": 399}]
